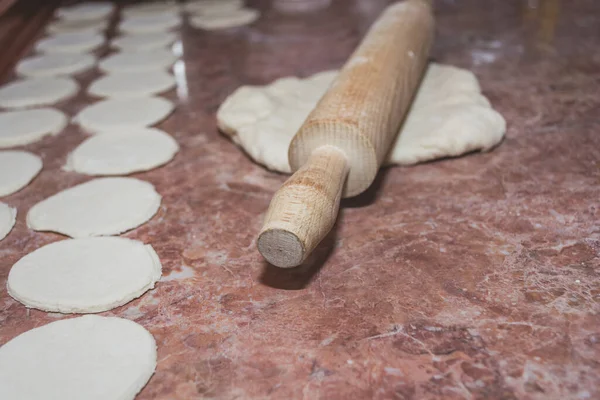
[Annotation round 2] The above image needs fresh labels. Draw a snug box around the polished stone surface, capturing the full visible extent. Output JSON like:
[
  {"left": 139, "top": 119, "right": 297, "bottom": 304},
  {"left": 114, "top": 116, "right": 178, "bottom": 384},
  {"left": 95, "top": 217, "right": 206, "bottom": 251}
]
[{"left": 0, "top": 0, "right": 599, "bottom": 399}]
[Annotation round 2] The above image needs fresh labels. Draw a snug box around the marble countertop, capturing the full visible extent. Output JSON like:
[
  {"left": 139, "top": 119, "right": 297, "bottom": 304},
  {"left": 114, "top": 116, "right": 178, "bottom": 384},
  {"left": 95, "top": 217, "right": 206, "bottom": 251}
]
[{"left": 1, "top": 0, "right": 598, "bottom": 399}]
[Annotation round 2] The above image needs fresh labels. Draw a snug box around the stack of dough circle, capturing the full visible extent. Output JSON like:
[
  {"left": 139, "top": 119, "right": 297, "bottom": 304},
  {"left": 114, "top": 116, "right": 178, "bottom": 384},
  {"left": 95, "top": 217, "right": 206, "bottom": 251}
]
[
  {"left": 111, "top": 32, "right": 178, "bottom": 52},
  {"left": 27, "top": 177, "right": 162, "bottom": 238},
  {"left": 56, "top": 2, "right": 115, "bottom": 21},
  {"left": 66, "top": 128, "right": 179, "bottom": 175},
  {"left": 47, "top": 18, "right": 108, "bottom": 34},
  {"left": 0, "top": 108, "right": 68, "bottom": 147},
  {"left": 99, "top": 50, "right": 177, "bottom": 73},
  {"left": 16, "top": 53, "right": 96, "bottom": 77},
  {"left": 0, "top": 151, "right": 42, "bottom": 196},
  {"left": 185, "top": 0, "right": 244, "bottom": 14},
  {"left": 7, "top": 237, "right": 162, "bottom": 313},
  {"left": 88, "top": 71, "right": 176, "bottom": 98},
  {"left": 0, "top": 315, "right": 156, "bottom": 399},
  {"left": 0, "top": 77, "right": 79, "bottom": 108},
  {"left": 36, "top": 31, "right": 104, "bottom": 54},
  {"left": 120, "top": 14, "right": 181, "bottom": 34},
  {"left": 123, "top": 1, "right": 181, "bottom": 17},
  {"left": 190, "top": 7, "right": 259, "bottom": 30},
  {"left": 0, "top": 202, "right": 16, "bottom": 241}
]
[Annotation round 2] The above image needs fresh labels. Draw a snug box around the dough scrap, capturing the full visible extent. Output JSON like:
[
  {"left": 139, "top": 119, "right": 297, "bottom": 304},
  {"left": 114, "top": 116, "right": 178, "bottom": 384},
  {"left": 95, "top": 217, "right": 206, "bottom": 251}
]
[
  {"left": 27, "top": 177, "right": 161, "bottom": 238},
  {"left": 217, "top": 64, "right": 506, "bottom": 173},
  {"left": 74, "top": 97, "right": 175, "bottom": 133},
  {"left": 99, "top": 49, "right": 178, "bottom": 73},
  {"left": 16, "top": 53, "right": 96, "bottom": 78},
  {"left": 0, "top": 151, "right": 42, "bottom": 196},
  {"left": 36, "top": 31, "right": 104, "bottom": 54},
  {"left": 47, "top": 18, "right": 108, "bottom": 34},
  {"left": 0, "top": 108, "right": 68, "bottom": 148},
  {"left": 190, "top": 8, "right": 259, "bottom": 29},
  {"left": 88, "top": 71, "right": 176, "bottom": 98},
  {"left": 0, "top": 77, "right": 79, "bottom": 108},
  {"left": 0, "top": 315, "right": 156, "bottom": 400},
  {"left": 111, "top": 32, "right": 178, "bottom": 52},
  {"left": 123, "top": 1, "right": 180, "bottom": 17},
  {"left": 56, "top": 2, "right": 115, "bottom": 21},
  {"left": 185, "top": 0, "right": 244, "bottom": 14},
  {"left": 0, "top": 202, "right": 16, "bottom": 241},
  {"left": 119, "top": 14, "right": 181, "bottom": 34},
  {"left": 8, "top": 237, "right": 162, "bottom": 313},
  {"left": 65, "top": 128, "right": 179, "bottom": 175}
]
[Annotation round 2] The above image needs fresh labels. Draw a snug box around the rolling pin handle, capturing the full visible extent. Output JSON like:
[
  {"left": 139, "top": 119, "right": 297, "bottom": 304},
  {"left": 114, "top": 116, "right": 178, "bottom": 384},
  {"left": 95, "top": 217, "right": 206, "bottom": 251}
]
[{"left": 258, "top": 145, "right": 349, "bottom": 268}]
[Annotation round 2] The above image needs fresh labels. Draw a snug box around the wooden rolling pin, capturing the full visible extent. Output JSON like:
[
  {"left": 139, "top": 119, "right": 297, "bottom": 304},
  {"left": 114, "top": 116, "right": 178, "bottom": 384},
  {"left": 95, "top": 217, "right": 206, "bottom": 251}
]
[{"left": 258, "top": 0, "right": 434, "bottom": 268}]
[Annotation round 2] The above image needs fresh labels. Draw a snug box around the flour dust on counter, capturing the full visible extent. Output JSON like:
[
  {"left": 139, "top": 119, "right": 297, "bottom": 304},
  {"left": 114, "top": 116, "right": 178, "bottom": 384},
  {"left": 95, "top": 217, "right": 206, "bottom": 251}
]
[
  {"left": 0, "top": 202, "right": 16, "bottom": 241},
  {"left": 74, "top": 97, "right": 175, "bottom": 133},
  {"left": 88, "top": 71, "right": 176, "bottom": 99},
  {"left": 36, "top": 31, "right": 105, "bottom": 54},
  {"left": 0, "top": 77, "right": 79, "bottom": 108},
  {"left": 119, "top": 13, "right": 181, "bottom": 34},
  {"left": 0, "top": 315, "right": 156, "bottom": 400},
  {"left": 47, "top": 18, "right": 108, "bottom": 34},
  {"left": 99, "top": 50, "right": 178, "bottom": 73},
  {"left": 0, "top": 108, "right": 68, "bottom": 148},
  {"left": 16, "top": 53, "right": 96, "bottom": 78},
  {"left": 55, "top": 2, "right": 115, "bottom": 21},
  {"left": 217, "top": 63, "right": 506, "bottom": 173},
  {"left": 27, "top": 177, "right": 161, "bottom": 238},
  {"left": 0, "top": 151, "right": 42, "bottom": 196},
  {"left": 65, "top": 128, "right": 180, "bottom": 176},
  {"left": 111, "top": 32, "right": 178, "bottom": 52},
  {"left": 190, "top": 7, "right": 260, "bottom": 30},
  {"left": 7, "top": 237, "right": 162, "bottom": 313}
]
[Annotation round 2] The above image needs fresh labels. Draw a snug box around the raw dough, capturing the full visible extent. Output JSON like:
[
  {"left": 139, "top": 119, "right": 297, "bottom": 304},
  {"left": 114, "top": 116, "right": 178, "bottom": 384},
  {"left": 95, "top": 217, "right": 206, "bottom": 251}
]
[
  {"left": 0, "top": 151, "right": 42, "bottom": 196},
  {"left": 27, "top": 177, "right": 161, "bottom": 238},
  {"left": 65, "top": 128, "right": 179, "bottom": 175},
  {"left": 88, "top": 71, "right": 176, "bottom": 98},
  {"left": 0, "top": 77, "right": 79, "bottom": 108},
  {"left": 111, "top": 32, "right": 178, "bottom": 52},
  {"left": 0, "top": 202, "right": 16, "bottom": 241},
  {"left": 217, "top": 64, "right": 506, "bottom": 173},
  {"left": 74, "top": 97, "right": 175, "bottom": 133},
  {"left": 0, "top": 315, "right": 156, "bottom": 400},
  {"left": 190, "top": 8, "right": 259, "bottom": 29},
  {"left": 185, "top": 0, "right": 244, "bottom": 14},
  {"left": 122, "top": 1, "right": 180, "bottom": 17},
  {"left": 8, "top": 237, "right": 162, "bottom": 313},
  {"left": 47, "top": 18, "right": 108, "bottom": 34},
  {"left": 119, "top": 14, "right": 181, "bottom": 34},
  {"left": 36, "top": 31, "right": 104, "bottom": 54},
  {"left": 16, "top": 53, "right": 96, "bottom": 77},
  {"left": 0, "top": 108, "right": 68, "bottom": 148},
  {"left": 56, "top": 2, "right": 115, "bottom": 21},
  {"left": 99, "top": 50, "right": 177, "bottom": 73}
]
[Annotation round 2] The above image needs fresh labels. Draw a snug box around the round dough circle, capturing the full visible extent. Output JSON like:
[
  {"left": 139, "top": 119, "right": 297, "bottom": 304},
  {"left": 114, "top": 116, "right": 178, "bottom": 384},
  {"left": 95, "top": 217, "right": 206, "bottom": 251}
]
[
  {"left": 27, "top": 177, "right": 162, "bottom": 238},
  {"left": 47, "top": 18, "right": 108, "bottom": 34},
  {"left": 74, "top": 97, "right": 174, "bottom": 133},
  {"left": 88, "top": 71, "right": 176, "bottom": 98},
  {"left": 120, "top": 14, "right": 181, "bottom": 34},
  {"left": 185, "top": 0, "right": 243, "bottom": 14},
  {"left": 0, "top": 151, "right": 42, "bottom": 196},
  {"left": 66, "top": 128, "right": 179, "bottom": 175},
  {"left": 8, "top": 237, "right": 162, "bottom": 313},
  {"left": 0, "top": 77, "right": 79, "bottom": 108},
  {"left": 0, "top": 315, "right": 156, "bottom": 400},
  {"left": 36, "top": 31, "right": 104, "bottom": 54},
  {"left": 123, "top": 2, "right": 180, "bottom": 17},
  {"left": 16, "top": 53, "right": 96, "bottom": 78},
  {"left": 0, "top": 108, "right": 68, "bottom": 148},
  {"left": 99, "top": 50, "right": 177, "bottom": 73},
  {"left": 111, "top": 32, "right": 177, "bottom": 52},
  {"left": 56, "top": 2, "right": 115, "bottom": 21},
  {"left": 190, "top": 8, "right": 259, "bottom": 30},
  {"left": 0, "top": 202, "right": 16, "bottom": 241}
]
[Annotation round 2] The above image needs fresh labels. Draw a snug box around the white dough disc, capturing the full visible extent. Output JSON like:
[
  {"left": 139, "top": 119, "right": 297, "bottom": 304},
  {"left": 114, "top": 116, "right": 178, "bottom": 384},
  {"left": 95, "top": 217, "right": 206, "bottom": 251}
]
[
  {"left": 0, "top": 315, "right": 156, "bottom": 400},
  {"left": 27, "top": 177, "right": 161, "bottom": 238},
  {"left": 0, "top": 77, "right": 79, "bottom": 108},
  {"left": 8, "top": 237, "right": 162, "bottom": 313},
  {"left": 111, "top": 32, "right": 178, "bottom": 52},
  {"left": 99, "top": 49, "right": 177, "bottom": 73},
  {"left": 74, "top": 97, "right": 174, "bottom": 133},
  {"left": 36, "top": 31, "right": 104, "bottom": 54},
  {"left": 88, "top": 71, "right": 176, "bottom": 98},
  {"left": 47, "top": 18, "right": 108, "bottom": 34},
  {"left": 217, "top": 64, "right": 506, "bottom": 173},
  {"left": 0, "top": 151, "right": 42, "bottom": 196},
  {"left": 16, "top": 53, "right": 96, "bottom": 78},
  {"left": 123, "top": 1, "right": 180, "bottom": 17},
  {"left": 119, "top": 14, "right": 181, "bottom": 34},
  {"left": 56, "top": 2, "right": 115, "bottom": 21},
  {"left": 66, "top": 128, "right": 179, "bottom": 175},
  {"left": 0, "top": 202, "right": 16, "bottom": 241},
  {"left": 185, "top": 0, "right": 244, "bottom": 14},
  {"left": 190, "top": 8, "right": 259, "bottom": 30},
  {"left": 0, "top": 108, "right": 67, "bottom": 148}
]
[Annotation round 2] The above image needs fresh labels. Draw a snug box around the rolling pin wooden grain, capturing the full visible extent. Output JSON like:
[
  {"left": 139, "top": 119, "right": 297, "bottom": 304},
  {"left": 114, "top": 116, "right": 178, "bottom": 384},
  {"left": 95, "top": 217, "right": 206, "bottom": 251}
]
[{"left": 258, "top": 0, "right": 435, "bottom": 268}]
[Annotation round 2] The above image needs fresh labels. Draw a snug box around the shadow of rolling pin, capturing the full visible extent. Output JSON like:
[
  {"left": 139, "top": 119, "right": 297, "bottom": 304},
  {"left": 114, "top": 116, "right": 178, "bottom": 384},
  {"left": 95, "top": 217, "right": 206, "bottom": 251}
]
[{"left": 257, "top": 0, "right": 435, "bottom": 268}]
